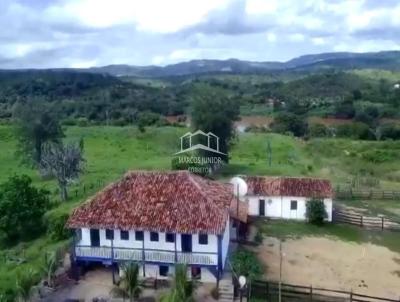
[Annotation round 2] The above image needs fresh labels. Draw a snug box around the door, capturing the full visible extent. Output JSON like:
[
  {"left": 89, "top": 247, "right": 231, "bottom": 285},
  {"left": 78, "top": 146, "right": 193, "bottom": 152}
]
[
  {"left": 90, "top": 229, "right": 100, "bottom": 247},
  {"left": 259, "top": 199, "right": 265, "bottom": 216},
  {"left": 290, "top": 200, "right": 298, "bottom": 219},
  {"left": 181, "top": 234, "right": 192, "bottom": 252}
]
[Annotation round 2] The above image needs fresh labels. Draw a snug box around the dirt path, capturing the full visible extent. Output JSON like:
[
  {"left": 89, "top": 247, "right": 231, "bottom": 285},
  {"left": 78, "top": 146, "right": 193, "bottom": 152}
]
[{"left": 256, "top": 237, "right": 400, "bottom": 299}]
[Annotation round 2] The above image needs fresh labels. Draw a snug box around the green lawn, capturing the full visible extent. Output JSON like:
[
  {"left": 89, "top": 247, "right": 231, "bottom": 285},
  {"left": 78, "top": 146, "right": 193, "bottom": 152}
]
[
  {"left": 1, "top": 124, "right": 400, "bottom": 294},
  {"left": 257, "top": 220, "right": 400, "bottom": 253}
]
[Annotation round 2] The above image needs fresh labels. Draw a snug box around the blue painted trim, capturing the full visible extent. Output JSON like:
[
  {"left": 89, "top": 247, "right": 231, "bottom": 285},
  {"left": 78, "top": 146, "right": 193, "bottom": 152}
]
[
  {"left": 75, "top": 256, "right": 219, "bottom": 269},
  {"left": 75, "top": 245, "right": 217, "bottom": 255},
  {"left": 217, "top": 235, "right": 223, "bottom": 273}
]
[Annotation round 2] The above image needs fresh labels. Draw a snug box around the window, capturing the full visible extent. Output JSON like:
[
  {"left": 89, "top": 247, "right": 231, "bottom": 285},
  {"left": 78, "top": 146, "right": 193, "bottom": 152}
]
[
  {"left": 199, "top": 234, "right": 208, "bottom": 245},
  {"left": 120, "top": 230, "right": 129, "bottom": 240},
  {"left": 135, "top": 231, "right": 144, "bottom": 241},
  {"left": 150, "top": 232, "right": 159, "bottom": 242},
  {"left": 105, "top": 229, "right": 114, "bottom": 240},
  {"left": 290, "top": 200, "right": 298, "bottom": 210},
  {"left": 166, "top": 233, "right": 175, "bottom": 243},
  {"left": 159, "top": 265, "right": 169, "bottom": 276}
]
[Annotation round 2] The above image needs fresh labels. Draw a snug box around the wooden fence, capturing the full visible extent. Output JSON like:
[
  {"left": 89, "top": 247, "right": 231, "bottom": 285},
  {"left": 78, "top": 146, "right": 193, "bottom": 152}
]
[
  {"left": 332, "top": 209, "right": 400, "bottom": 231},
  {"left": 248, "top": 280, "right": 400, "bottom": 302},
  {"left": 334, "top": 188, "right": 400, "bottom": 200}
]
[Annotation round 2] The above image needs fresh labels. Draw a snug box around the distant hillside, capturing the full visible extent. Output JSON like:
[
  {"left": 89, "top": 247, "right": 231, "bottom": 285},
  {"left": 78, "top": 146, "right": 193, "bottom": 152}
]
[
  {"left": 1, "top": 51, "right": 399, "bottom": 78},
  {"left": 80, "top": 51, "right": 400, "bottom": 77}
]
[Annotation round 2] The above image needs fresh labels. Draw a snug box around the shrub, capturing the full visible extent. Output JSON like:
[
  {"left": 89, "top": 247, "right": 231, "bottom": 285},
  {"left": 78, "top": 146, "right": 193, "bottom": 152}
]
[
  {"left": 76, "top": 117, "right": 89, "bottom": 127},
  {"left": 305, "top": 198, "right": 328, "bottom": 225},
  {"left": 44, "top": 211, "right": 71, "bottom": 241},
  {"left": 361, "top": 149, "right": 397, "bottom": 163},
  {"left": 254, "top": 230, "right": 263, "bottom": 245},
  {"left": 230, "top": 248, "right": 263, "bottom": 281},
  {"left": 0, "top": 175, "right": 50, "bottom": 243},
  {"left": 308, "top": 123, "right": 329, "bottom": 137},
  {"left": 380, "top": 123, "right": 400, "bottom": 140},
  {"left": 335, "top": 122, "right": 372, "bottom": 140}
]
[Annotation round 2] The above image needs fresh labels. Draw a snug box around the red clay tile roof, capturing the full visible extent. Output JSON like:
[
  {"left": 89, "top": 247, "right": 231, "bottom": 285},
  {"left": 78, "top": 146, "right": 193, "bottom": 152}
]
[
  {"left": 245, "top": 176, "right": 332, "bottom": 198},
  {"left": 67, "top": 171, "right": 246, "bottom": 235}
]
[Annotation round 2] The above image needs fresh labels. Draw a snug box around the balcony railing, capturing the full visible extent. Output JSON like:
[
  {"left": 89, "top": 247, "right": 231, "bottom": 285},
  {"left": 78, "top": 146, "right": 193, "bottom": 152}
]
[{"left": 74, "top": 245, "right": 218, "bottom": 266}]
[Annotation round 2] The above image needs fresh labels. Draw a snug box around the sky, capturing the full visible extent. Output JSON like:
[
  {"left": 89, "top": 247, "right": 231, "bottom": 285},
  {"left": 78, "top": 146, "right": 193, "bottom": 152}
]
[{"left": 1, "top": 0, "right": 400, "bottom": 69}]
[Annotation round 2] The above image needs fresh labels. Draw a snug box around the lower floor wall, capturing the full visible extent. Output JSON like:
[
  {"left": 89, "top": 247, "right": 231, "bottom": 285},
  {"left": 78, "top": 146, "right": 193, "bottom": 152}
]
[
  {"left": 248, "top": 196, "right": 333, "bottom": 221},
  {"left": 118, "top": 263, "right": 217, "bottom": 283}
]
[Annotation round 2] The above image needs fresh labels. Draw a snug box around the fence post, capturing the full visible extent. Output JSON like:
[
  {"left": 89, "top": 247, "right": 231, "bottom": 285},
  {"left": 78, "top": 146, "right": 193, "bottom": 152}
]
[
  {"left": 382, "top": 217, "right": 384, "bottom": 230},
  {"left": 350, "top": 290, "right": 353, "bottom": 302},
  {"left": 360, "top": 215, "right": 363, "bottom": 227},
  {"left": 266, "top": 281, "right": 269, "bottom": 300},
  {"left": 310, "top": 285, "right": 313, "bottom": 302}
]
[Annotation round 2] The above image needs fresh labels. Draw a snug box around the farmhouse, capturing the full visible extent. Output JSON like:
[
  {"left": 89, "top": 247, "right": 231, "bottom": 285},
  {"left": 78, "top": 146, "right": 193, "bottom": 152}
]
[
  {"left": 66, "top": 170, "right": 247, "bottom": 283},
  {"left": 243, "top": 176, "right": 333, "bottom": 221}
]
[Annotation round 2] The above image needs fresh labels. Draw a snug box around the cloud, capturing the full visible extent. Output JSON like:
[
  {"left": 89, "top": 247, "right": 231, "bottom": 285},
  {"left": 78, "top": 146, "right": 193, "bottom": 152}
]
[{"left": 0, "top": 0, "right": 399, "bottom": 68}]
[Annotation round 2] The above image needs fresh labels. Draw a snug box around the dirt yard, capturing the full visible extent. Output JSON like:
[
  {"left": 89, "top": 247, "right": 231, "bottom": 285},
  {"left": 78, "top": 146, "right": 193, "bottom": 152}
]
[{"left": 256, "top": 237, "right": 400, "bottom": 299}]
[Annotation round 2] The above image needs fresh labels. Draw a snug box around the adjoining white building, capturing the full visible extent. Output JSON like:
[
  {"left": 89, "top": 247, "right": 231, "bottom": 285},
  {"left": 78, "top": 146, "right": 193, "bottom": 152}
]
[
  {"left": 242, "top": 176, "right": 333, "bottom": 221},
  {"left": 66, "top": 171, "right": 247, "bottom": 284}
]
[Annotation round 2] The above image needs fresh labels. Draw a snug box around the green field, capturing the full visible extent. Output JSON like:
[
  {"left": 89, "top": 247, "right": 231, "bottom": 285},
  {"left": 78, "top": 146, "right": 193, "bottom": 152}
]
[{"left": 1, "top": 124, "right": 400, "bottom": 294}]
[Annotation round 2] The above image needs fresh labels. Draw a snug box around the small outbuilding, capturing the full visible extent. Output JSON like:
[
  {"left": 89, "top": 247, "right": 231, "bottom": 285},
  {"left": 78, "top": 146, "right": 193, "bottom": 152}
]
[{"left": 242, "top": 176, "right": 333, "bottom": 221}]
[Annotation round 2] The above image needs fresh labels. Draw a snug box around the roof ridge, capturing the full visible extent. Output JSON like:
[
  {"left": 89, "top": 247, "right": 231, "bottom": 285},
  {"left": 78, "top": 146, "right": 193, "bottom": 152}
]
[
  {"left": 247, "top": 175, "right": 330, "bottom": 181},
  {"left": 187, "top": 173, "right": 229, "bottom": 215}
]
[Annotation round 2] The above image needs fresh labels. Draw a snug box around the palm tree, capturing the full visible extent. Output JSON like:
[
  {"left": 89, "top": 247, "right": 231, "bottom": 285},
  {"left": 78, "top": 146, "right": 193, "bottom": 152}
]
[
  {"left": 16, "top": 268, "right": 38, "bottom": 302},
  {"left": 41, "top": 251, "right": 58, "bottom": 288},
  {"left": 161, "top": 264, "right": 195, "bottom": 302},
  {"left": 110, "top": 262, "right": 142, "bottom": 302}
]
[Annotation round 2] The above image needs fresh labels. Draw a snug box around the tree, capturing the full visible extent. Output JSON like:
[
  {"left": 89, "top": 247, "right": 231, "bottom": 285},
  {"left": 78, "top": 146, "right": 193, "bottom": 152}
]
[
  {"left": 161, "top": 264, "right": 194, "bottom": 302},
  {"left": 110, "top": 262, "right": 142, "bottom": 302},
  {"left": 230, "top": 248, "right": 263, "bottom": 282},
  {"left": 191, "top": 86, "right": 240, "bottom": 161},
  {"left": 305, "top": 198, "right": 328, "bottom": 225},
  {"left": 271, "top": 112, "right": 308, "bottom": 137},
  {"left": 40, "top": 141, "right": 85, "bottom": 201},
  {"left": 334, "top": 97, "right": 355, "bottom": 119},
  {"left": 16, "top": 268, "right": 38, "bottom": 302},
  {"left": 0, "top": 175, "right": 50, "bottom": 242},
  {"left": 13, "top": 102, "right": 64, "bottom": 165}
]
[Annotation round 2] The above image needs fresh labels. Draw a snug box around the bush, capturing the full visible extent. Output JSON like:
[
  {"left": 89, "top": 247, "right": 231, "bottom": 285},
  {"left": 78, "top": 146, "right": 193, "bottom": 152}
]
[
  {"left": 361, "top": 149, "right": 397, "bottom": 163},
  {"left": 380, "top": 123, "right": 400, "bottom": 140},
  {"left": 308, "top": 123, "right": 329, "bottom": 137},
  {"left": 0, "top": 175, "right": 50, "bottom": 243},
  {"left": 335, "top": 122, "right": 372, "bottom": 140},
  {"left": 254, "top": 230, "right": 263, "bottom": 245},
  {"left": 44, "top": 211, "right": 71, "bottom": 241},
  {"left": 230, "top": 248, "right": 263, "bottom": 281},
  {"left": 305, "top": 198, "right": 328, "bottom": 225},
  {"left": 76, "top": 117, "right": 89, "bottom": 127}
]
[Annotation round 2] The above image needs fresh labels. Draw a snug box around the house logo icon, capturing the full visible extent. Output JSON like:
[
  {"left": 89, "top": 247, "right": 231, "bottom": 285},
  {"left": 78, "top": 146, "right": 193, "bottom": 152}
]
[{"left": 175, "top": 130, "right": 226, "bottom": 155}]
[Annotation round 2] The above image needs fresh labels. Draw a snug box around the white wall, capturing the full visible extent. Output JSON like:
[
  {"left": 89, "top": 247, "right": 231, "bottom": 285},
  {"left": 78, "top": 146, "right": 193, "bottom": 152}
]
[
  {"left": 221, "top": 219, "right": 230, "bottom": 269},
  {"left": 248, "top": 195, "right": 333, "bottom": 222},
  {"left": 119, "top": 263, "right": 216, "bottom": 283},
  {"left": 76, "top": 229, "right": 219, "bottom": 253}
]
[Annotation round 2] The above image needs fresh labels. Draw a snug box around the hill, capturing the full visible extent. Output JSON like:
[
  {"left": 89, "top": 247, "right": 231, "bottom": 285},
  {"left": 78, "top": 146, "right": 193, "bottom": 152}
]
[
  {"left": 1, "top": 51, "right": 400, "bottom": 78},
  {"left": 83, "top": 51, "right": 400, "bottom": 77}
]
